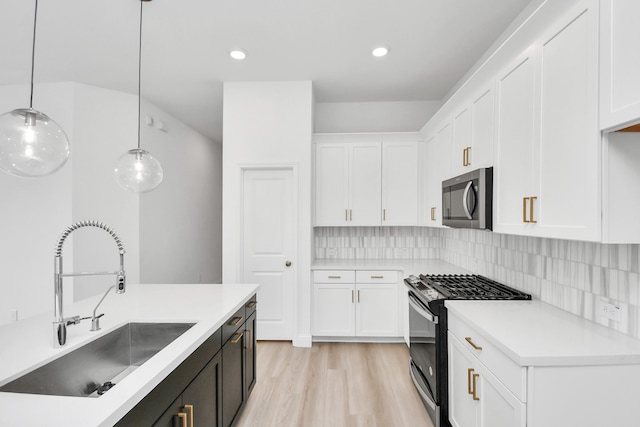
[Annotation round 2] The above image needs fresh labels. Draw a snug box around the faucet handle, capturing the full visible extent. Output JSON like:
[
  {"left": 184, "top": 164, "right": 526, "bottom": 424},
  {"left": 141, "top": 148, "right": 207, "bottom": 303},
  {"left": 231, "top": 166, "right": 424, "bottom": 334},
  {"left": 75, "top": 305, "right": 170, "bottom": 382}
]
[
  {"left": 91, "top": 314, "right": 104, "bottom": 332},
  {"left": 65, "top": 315, "right": 81, "bottom": 326}
]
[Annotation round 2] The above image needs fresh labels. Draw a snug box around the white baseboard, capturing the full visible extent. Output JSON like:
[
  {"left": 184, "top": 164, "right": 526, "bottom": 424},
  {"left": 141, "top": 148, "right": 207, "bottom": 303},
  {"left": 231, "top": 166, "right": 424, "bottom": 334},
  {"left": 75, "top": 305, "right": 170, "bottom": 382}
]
[{"left": 293, "top": 334, "right": 312, "bottom": 347}]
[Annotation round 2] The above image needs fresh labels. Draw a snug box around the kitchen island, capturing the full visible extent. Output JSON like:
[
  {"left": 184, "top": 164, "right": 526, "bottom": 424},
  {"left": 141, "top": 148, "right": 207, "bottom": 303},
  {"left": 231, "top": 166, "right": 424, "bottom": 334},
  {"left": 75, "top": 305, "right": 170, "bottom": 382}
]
[{"left": 0, "top": 283, "right": 258, "bottom": 427}]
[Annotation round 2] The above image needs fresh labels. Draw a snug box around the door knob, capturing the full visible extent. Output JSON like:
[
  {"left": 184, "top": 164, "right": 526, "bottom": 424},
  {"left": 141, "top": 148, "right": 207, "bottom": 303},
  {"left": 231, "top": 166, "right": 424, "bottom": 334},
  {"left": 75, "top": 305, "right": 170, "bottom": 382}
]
[{"left": 285, "top": 261, "right": 292, "bottom": 267}]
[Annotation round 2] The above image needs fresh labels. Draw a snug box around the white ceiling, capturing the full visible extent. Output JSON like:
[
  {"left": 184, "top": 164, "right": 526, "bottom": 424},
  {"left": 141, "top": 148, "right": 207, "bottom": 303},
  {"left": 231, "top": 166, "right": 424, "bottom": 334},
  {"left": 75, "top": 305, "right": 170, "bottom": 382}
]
[{"left": 0, "top": 0, "right": 533, "bottom": 143}]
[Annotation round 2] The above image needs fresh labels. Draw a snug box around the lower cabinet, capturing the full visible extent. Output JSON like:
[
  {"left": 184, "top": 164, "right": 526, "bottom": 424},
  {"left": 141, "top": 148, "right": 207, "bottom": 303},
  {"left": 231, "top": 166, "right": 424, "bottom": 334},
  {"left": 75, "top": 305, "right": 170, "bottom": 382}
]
[
  {"left": 115, "top": 294, "right": 257, "bottom": 427},
  {"left": 313, "top": 270, "right": 399, "bottom": 338},
  {"left": 448, "top": 333, "right": 525, "bottom": 427}
]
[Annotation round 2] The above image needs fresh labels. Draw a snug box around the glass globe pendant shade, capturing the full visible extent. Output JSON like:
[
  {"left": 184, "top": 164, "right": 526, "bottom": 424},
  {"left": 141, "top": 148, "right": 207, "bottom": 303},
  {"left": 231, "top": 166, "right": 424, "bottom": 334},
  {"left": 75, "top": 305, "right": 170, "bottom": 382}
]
[
  {"left": 0, "top": 108, "right": 70, "bottom": 177},
  {"left": 114, "top": 148, "right": 163, "bottom": 193}
]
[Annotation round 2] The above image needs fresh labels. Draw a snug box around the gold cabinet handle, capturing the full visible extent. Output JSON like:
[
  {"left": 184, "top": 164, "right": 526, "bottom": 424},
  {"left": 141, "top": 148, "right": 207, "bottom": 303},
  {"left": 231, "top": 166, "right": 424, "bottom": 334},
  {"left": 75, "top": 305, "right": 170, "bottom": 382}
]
[
  {"left": 245, "top": 328, "right": 253, "bottom": 350},
  {"left": 231, "top": 331, "right": 244, "bottom": 344},
  {"left": 472, "top": 373, "right": 480, "bottom": 401},
  {"left": 467, "top": 368, "right": 474, "bottom": 395},
  {"left": 357, "top": 290, "right": 360, "bottom": 303},
  {"left": 350, "top": 209, "right": 353, "bottom": 221},
  {"left": 522, "top": 197, "right": 529, "bottom": 223},
  {"left": 370, "top": 275, "right": 384, "bottom": 279},
  {"left": 462, "top": 147, "right": 466, "bottom": 166},
  {"left": 530, "top": 196, "right": 537, "bottom": 224},
  {"left": 246, "top": 301, "right": 257, "bottom": 309},
  {"left": 431, "top": 207, "right": 436, "bottom": 221},
  {"left": 328, "top": 275, "right": 341, "bottom": 279},
  {"left": 466, "top": 147, "right": 471, "bottom": 166},
  {"left": 465, "top": 337, "right": 483, "bottom": 351},
  {"left": 229, "top": 316, "right": 244, "bottom": 326},
  {"left": 345, "top": 209, "right": 348, "bottom": 221},
  {"left": 177, "top": 412, "right": 188, "bottom": 427},
  {"left": 352, "top": 290, "right": 355, "bottom": 303},
  {"left": 183, "top": 405, "right": 194, "bottom": 427},
  {"left": 383, "top": 208, "right": 386, "bottom": 221}
]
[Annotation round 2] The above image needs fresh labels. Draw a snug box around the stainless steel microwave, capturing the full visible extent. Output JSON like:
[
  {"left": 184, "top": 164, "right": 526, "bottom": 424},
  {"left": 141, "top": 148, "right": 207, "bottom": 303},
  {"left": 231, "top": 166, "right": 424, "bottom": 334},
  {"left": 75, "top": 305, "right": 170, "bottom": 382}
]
[{"left": 442, "top": 167, "right": 493, "bottom": 230}]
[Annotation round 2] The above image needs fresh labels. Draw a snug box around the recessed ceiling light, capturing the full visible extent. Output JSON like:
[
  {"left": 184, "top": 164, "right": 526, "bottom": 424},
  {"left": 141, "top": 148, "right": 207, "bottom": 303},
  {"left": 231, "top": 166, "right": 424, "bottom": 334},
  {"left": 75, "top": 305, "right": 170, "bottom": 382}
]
[
  {"left": 230, "top": 49, "right": 247, "bottom": 60},
  {"left": 372, "top": 47, "right": 389, "bottom": 57}
]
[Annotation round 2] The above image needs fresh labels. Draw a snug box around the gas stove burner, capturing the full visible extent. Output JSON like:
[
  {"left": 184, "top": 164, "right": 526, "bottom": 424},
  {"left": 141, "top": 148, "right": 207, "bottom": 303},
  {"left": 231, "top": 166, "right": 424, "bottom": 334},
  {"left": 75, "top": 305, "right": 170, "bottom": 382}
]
[{"left": 412, "top": 274, "right": 531, "bottom": 301}]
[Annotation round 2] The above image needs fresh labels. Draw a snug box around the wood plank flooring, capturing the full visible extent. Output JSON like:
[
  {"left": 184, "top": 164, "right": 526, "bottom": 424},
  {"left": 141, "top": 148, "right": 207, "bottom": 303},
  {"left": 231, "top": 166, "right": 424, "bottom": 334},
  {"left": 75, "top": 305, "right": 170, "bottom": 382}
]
[{"left": 236, "top": 341, "right": 434, "bottom": 427}]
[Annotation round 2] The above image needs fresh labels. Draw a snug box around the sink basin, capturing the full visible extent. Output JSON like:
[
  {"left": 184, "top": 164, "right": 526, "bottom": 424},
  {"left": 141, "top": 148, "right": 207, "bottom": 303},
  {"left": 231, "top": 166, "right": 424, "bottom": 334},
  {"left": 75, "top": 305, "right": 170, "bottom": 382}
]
[{"left": 0, "top": 322, "right": 195, "bottom": 397}]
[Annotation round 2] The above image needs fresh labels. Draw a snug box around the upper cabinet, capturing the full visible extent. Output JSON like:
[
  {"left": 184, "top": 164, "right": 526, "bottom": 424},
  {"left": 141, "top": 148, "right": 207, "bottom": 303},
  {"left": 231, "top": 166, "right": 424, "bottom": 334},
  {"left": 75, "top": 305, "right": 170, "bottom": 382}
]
[
  {"left": 421, "top": 136, "right": 442, "bottom": 227},
  {"left": 314, "top": 134, "right": 421, "bottom": 227},
  {"left": 600, "top": 0, "right": 640, "bottom": 130},
  {"left": 451, "top": 86, "right": 495, "bottom": 177},
  {"left": 494, "top": 1, "right": 600, "bottom": 241}
]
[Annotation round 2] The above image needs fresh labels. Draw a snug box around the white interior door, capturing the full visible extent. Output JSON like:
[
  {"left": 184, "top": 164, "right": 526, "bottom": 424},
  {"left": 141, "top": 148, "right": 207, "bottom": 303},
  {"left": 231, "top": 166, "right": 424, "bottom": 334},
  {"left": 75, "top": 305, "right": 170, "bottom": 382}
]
[{"left": 242, "top": 167, "right": 295, "bottom": 340}]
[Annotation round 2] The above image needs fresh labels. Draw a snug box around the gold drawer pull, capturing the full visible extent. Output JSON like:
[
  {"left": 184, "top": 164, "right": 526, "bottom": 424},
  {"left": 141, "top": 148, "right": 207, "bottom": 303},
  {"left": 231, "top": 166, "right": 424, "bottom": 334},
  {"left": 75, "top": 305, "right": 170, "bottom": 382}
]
[
  {"left": 465, "top": 337, "right": 483, "bottom": 351},
  {"left": 431, "top": 207, "right": 436, "bottom": 221},
  {"left": 183, "top": 404, "right": 194, "bottom": 427},
  {"left": 467, "top": 368, "right": 474, "bottom": 395},
  {"left": 231, "top": 331, "right": 244, "bottom": 344},
  {"left": 370, "top": 275, "right": 384, "bottom": 279},
  {"left": 383, "top": 208, "right": 386, "bottom": 221},
  {"left": 245, "top": 328, "right": 253, "bottom": 350},
  {"left": 530, "top": 196, "right": 537, "bottom": 224},
  {"left": 246, "top": 301, "right": 257, "bottom": 309},
  {"left": 523, "top": 197, "right": 529, "bottom": 223},
  {"left": 352, "top": 290, "right": 354, "bottom": 303},
  {"left": 357, "top": 290, "right": 360, "bottom": 303},
  {"left": 229, "top": 316, "right": 244, "bottom": 326},
  {"left": 472, "top": 373, "right": 480, "bottom": 400},
  {"left": 177, "top": 412, "right": 187, "bottom": 427},
  {"left": 328, "top": 275, "right": 341, "bottom": 279}
]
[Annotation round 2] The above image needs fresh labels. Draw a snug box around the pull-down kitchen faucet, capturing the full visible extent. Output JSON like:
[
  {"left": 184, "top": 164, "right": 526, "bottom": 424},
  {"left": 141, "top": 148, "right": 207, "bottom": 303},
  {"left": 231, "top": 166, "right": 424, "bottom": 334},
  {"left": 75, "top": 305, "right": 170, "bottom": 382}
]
[{"left": 53, "top": 220, "right": 126, "bottom": 348}]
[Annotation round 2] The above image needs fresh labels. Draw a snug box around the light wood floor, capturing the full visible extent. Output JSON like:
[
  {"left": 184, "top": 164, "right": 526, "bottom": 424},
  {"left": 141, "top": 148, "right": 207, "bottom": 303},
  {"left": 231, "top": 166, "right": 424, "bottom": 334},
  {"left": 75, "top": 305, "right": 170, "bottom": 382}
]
[{"left": 236, "top": 341, "right": 434, "bottom": 427}]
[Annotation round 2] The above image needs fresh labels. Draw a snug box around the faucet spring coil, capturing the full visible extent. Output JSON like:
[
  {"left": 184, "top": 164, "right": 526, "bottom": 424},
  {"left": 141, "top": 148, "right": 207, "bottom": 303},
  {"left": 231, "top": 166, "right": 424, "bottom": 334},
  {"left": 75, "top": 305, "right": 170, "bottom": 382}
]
[{"left": 55, "top": 220, "right": 125, "bottom": 257}]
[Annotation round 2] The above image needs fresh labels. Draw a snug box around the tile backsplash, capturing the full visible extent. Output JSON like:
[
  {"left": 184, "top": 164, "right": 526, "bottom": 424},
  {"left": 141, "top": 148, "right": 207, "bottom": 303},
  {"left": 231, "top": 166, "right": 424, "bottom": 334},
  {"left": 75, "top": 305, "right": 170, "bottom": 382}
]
[{"left": 314, "top": 227, "right": 640, "bottom": 339}]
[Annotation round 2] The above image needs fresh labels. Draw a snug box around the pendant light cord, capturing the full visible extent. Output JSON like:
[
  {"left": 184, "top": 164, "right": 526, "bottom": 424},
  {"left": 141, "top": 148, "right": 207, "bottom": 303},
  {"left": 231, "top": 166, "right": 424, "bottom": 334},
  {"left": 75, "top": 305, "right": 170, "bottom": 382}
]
[
  {"left": 29, "top": 0, "right": 39, "bottom": 109},
  {"left": 137, "top": 0, "right": 143, "bottom": 149}
]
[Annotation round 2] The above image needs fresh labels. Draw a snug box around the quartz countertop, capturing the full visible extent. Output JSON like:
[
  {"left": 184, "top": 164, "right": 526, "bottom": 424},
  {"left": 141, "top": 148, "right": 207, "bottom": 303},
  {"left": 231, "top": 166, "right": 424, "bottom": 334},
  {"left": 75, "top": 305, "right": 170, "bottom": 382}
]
[
  {"left": 311, "top": 258, "right": 471, "bottom": 276},
  {"left": 0, "top": 283, "right": 259, "bottom": 427},
  {"left": 446, "top": 299, "right": 640, "bottom": 366}
]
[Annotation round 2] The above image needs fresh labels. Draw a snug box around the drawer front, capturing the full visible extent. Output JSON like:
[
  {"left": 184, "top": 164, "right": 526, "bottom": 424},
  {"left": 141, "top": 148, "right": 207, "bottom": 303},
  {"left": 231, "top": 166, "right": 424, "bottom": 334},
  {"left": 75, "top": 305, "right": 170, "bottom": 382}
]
[
  {"left": 313, "top": 270, "right": 356, "bottom": 283},
  {"left": 355, "top": 270, "right": 398, "bottom": 284},
  {"left": 222, "top": 306, "right": 246, "bottom": 344},
  {"left": 448, "top": 313, "right": 526, "bottom": 401},
  {"left": 245, "top": 294, "right": 258, "bottom": 317}
]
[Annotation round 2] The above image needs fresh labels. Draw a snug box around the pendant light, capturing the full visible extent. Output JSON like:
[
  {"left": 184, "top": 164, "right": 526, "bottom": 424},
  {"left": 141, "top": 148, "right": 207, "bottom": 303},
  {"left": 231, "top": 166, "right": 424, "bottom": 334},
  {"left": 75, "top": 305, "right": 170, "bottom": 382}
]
[
  {"left": 114, "top": 0, "right": 163, "bottom": 193},
  {"left": 0, "top": 0, "right": 70, "bottom": 178}
]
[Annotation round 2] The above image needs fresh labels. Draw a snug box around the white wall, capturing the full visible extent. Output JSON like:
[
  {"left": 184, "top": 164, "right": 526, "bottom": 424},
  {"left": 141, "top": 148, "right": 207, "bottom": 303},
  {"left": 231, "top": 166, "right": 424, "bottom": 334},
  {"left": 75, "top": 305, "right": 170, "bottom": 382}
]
[
  {"left": 222, "top": 81, "right": 313, "bottom": 347},
  {"left": 315, "top": 101, "right": 441, "bottom": 133},
  {"left": 139, "top": 101, "right": 222, "bottom": 284},
  {"left": 0, "top": 83, "right": 74, "bottom": 324}
]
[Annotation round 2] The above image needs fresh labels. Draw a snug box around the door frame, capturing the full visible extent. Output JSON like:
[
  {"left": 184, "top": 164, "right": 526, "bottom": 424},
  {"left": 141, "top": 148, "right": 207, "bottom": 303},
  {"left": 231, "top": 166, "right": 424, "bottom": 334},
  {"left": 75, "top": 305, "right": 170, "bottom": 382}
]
[{"left": 238, "top": 163, "right": 298, "bottom": 340}]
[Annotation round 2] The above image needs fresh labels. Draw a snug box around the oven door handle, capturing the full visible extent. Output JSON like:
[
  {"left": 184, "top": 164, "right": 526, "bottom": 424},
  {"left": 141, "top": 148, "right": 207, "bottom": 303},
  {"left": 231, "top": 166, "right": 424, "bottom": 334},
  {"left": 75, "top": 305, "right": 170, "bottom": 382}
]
[
  {"left": 408, "top": 293, "right": 438, "bottom": 324},
  {"left": 409, "top": 364, "right": 437, "bottom": 411}
]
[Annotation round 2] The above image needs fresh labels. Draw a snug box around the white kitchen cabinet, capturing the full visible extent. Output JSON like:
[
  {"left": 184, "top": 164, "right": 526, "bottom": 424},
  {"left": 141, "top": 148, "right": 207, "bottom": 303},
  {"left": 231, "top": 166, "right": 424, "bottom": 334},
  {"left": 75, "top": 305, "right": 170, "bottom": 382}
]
[
  {"left": 313, "top": 270, "right": 399, "bottom": 338},
  {"left": 600, "top": 0, "right": 640, "bottom": 130},
  {"left": 448, "top": 333, "right": 526, "bottom": 427},
  {"left": 452, "top": 107, "right": 472, "bottom": 176},
  {"left": 437, "top": 122, "right": 453, "bottom": 182},
  {"left": 381, "top": 141, "right": 419, "bottom": 225},
  {"left": 494, "top": 0, "right": 600, "bottom": 241},
  {"left": 421, "top": 136, "right": 442, "bottom": 226},
  {"left": 315, "top": 141, "right": 381, "bottom": 226}
]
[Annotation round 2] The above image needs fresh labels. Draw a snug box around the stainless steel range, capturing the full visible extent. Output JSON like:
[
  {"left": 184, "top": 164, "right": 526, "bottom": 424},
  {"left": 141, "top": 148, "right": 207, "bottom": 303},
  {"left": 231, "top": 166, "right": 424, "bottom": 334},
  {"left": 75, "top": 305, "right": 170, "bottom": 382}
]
[{"left": 405, "top": 274, "right": 531, "bottom": 427}]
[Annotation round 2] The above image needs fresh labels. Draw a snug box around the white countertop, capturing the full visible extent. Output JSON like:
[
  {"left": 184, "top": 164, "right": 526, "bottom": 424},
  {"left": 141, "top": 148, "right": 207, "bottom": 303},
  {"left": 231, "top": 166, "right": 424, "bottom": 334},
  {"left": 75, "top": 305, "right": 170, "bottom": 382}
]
[
  {"left": 446, "top": 299, "right": 640, "bottom": 367},
  {"left": 312, "top": 258, "right": 471, "bottom": 276},
  {"left": 0, "top": 283, "right": 259, "bottom": 427}
]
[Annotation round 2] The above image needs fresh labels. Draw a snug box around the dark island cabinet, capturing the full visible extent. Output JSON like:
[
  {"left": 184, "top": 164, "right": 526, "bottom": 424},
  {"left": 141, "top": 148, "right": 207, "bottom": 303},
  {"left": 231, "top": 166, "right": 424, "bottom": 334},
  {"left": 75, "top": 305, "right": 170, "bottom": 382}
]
[{"left": 115, "top": 295, "right": 257, "bottom": 427}]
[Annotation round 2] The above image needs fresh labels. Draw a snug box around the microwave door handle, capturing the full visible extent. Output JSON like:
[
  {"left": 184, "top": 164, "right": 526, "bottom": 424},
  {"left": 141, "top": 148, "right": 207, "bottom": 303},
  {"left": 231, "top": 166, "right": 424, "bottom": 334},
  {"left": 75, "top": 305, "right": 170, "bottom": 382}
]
[
  {"left": 462, "top": 181, "right": 474, "bottom": 220},
  {"left": 408, "top": 293, "right": 438, "bottom": 324}
]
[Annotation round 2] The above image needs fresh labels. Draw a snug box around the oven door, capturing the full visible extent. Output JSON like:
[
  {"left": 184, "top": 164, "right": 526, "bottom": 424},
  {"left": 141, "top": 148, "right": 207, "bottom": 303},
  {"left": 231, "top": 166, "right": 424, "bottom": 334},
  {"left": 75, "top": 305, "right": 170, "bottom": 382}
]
[{"left": 408, "top": 291, "right": 439, "bottom": 410}]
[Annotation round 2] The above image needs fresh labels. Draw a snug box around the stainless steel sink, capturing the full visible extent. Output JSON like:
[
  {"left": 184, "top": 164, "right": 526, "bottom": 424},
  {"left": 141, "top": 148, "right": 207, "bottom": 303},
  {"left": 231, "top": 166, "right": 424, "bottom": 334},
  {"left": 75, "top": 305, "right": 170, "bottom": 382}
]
[{"left": 0, "top": 322, "right": 195, "bottom": 397}]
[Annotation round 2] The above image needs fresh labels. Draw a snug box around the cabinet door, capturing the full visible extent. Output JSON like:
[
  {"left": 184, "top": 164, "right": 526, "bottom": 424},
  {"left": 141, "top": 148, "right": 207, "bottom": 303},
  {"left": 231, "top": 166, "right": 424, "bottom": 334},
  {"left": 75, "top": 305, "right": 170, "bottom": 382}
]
[
  {"left": 313, "top": 283, "right": 355, "bottom": 336},
  {"left": 222, "top": 330, "right": 245, "bottom": 427},
  {"left": 452, "top": 107, "right": 472, "bottom": 175},
  {"left": 493, "top": 47, "right": 537, "bottom": 234},
  {"left": 476, "top": 362, "right": 526, "bottom": 427},
  {"left": 244, "top": 312, "right": 257, "bottom": 396},
  {"left": 349, "top": 143, "right": 382, "bottom": 225},
  {"left": 315, "top": 143, "right": 349, "bottom": 226},
  {"left": 422, "top": 137, "right": 441, "bottom": 226},
  {"left": 535, "top": 0, "right": 600, "bottom": 241},
  {"left": 151, "top": 395, "right": 184, "bottom": 427},
  {"left": 600, "top": 0, "right": 640, "bottom": 130},
  {"left": 437, "top": 122, "right": 453, "bottom": 182},
  {"left": 470, "top": 87, "right": 495, "bottom": 170},
  {"left": 182, "top": 352, "right": 223, "bottom": 427},
  {"left": 355, "top": 283, "right": 398, "bottom": 337},
  {"left": 382, "top": 141, "right": 418, "bottom": 225},
  {"left": 449, "top": 334, "right": 479, "bottom": 427}
]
